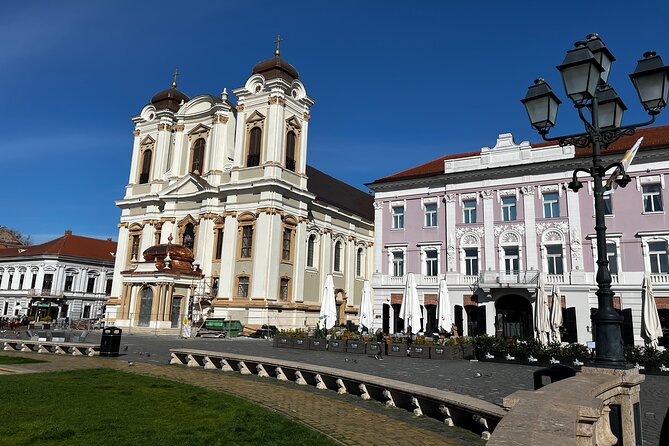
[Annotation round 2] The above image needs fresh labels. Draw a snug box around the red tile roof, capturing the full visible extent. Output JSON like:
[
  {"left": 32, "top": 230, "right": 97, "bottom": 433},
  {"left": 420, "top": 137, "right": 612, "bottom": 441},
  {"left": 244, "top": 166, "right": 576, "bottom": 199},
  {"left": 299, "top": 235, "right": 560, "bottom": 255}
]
[
  {"left": 0, "top": 232, "right": 116, "bottom": 262},
  {"left": 372, "top": 124, "right": 669, "bottom": 184}
]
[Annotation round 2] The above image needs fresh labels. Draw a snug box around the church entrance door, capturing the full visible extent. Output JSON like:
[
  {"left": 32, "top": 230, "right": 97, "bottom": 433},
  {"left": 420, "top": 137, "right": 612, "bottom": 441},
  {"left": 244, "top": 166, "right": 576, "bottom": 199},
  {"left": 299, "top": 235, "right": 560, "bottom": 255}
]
[{"left": 138, "top": 287, "right": 153, "bottom": 327}]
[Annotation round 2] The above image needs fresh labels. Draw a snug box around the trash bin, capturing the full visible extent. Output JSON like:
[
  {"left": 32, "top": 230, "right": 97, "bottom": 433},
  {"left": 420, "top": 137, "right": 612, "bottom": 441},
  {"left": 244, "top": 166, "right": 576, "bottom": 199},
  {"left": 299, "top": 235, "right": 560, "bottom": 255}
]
[
  {"left": 533, "top": 364, "right": 576, "bottom": 390},
  {"left": 100, "top": 326, "right": 122, "bottom": 357}
]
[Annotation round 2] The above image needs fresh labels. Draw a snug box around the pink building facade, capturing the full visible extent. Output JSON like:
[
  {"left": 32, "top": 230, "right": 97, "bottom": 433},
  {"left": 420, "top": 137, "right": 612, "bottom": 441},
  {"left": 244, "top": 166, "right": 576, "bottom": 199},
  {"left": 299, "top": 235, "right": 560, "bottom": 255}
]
[{"left": 368, "top": 125, "right": 669, "bottom": 346}]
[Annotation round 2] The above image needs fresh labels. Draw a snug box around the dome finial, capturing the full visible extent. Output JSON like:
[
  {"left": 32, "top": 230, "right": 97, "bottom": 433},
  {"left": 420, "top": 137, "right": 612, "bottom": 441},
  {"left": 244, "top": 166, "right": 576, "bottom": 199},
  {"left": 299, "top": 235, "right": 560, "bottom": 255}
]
[
  {"left": 274, "top": 35, "right": 283, "bottom": 57},
  {"left": 171, "top": 68, "right": 180, "bottom": 88}
]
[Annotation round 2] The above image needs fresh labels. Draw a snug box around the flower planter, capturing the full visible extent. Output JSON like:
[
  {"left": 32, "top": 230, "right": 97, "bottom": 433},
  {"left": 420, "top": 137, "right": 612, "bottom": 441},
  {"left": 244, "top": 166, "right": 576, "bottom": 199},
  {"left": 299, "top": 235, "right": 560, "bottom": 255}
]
[
  {"left": 365, "top": 342, "right": 383, "bottom": 355},
  {"left": 432, "top": 344, "right": 474, "bottom": 360},
  {"left": 274, "top": 336, "right": 292, "bottom": 348},
  {"left": 292, "top": 338, "right": 309, "bottom": 350},
  {"left": 410, "top": 345, "right": 431, "bottom": 359},
  {"left": 387, "top": 343, "right": 407, "bottom": 357},
  {"left": 430, "top": 345, "right": 451, "bottom": 360},
  {"left": 328, "top": 339, "right": 346, "bottom": 353},
  {"left": 309, "top": 338, "right": 327, "bottom": 350},
  {"left": 346, "top": 340, "right": 365, "bottom": 354}
]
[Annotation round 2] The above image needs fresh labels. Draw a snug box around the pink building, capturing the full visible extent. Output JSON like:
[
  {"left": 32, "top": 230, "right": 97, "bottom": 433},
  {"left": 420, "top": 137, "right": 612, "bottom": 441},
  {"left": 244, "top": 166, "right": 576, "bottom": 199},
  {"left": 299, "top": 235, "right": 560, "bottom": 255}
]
[{"left": 368, "top": 125, "right": 669, "bottom": 346}]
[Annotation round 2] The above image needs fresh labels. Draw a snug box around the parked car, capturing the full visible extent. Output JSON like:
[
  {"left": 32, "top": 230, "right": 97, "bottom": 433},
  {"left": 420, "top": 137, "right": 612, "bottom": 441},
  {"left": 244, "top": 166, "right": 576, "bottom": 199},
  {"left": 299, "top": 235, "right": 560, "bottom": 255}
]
[{"left": 248, "top": 324, "right": 278, "bottom": 339}]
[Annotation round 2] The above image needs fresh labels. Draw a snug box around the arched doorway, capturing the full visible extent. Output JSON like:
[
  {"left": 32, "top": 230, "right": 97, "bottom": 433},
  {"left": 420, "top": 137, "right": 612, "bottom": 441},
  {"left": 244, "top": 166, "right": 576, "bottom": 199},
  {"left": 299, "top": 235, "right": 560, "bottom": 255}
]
[
  {"left": 495, "top": 295, "right": 532, "bottom": 338},
  {"left": 138, "top": 287, "right": 153, "bottom": 327}
]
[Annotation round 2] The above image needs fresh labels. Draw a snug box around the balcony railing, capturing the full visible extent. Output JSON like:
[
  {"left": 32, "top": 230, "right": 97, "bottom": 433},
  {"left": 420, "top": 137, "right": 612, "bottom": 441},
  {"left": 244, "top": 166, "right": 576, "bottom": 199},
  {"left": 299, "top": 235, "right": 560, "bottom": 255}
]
[
  {"left": 479, "top": 270, "right": 541, "bottom": 286},
  {"left": 377, "top": 274, "right": 445, "bottom": 287},
  {"left": 650, "top": 273, "right": 669, "bottom": 284},
  {"left": 545, "top": 274, "right": 565, "bottom": 284},
  {"left": 27, "top": 289, "right": 64, "bottom": 298}
]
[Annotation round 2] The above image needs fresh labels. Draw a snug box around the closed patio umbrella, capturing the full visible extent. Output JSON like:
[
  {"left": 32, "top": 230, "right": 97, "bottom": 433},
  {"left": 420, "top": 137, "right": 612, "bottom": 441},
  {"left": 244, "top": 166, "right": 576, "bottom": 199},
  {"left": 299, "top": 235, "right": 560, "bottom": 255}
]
[
  {"left": 550, "top": 284, "right": 563, "bottom": 343},
  {"left": 641, "top": 275, "right": 663, "bottom": 348},
  {"left": 437, "top": 279, "right": 453, "bottom": 333},
  {"left": 399, "top": 273, "right": 422, "bottom": 333},
  {"left": 534, "top": 274, "right": 550, "bottom": 345},
  {"left": 319, "top": 274, "right": 337, "bottom": 330},
  {"left": 358, "top": 280, "right": 374, "bottom": 332}
]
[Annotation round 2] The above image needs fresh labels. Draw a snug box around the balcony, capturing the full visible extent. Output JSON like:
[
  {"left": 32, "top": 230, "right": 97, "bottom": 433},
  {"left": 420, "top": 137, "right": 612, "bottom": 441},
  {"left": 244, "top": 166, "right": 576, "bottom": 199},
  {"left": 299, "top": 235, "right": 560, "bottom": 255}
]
[
  {"left": 650, "top": 273, "right": 669, "bottom": 284},
  {"left": 27, "top": 289, "right": 64, "bottom": 298},
  {"left": 374, "top": 274, "right": 444, "bottom": 287}
]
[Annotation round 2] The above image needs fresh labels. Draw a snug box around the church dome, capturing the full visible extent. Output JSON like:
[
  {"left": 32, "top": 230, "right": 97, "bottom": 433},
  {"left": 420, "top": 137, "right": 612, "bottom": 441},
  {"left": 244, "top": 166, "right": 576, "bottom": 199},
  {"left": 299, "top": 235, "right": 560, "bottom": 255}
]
[
  {"left": 252, "top": 55, "right": 299, "bottom": 83},
  {"left": 151, "top": 87, "right": 189, "bottom": 112}
]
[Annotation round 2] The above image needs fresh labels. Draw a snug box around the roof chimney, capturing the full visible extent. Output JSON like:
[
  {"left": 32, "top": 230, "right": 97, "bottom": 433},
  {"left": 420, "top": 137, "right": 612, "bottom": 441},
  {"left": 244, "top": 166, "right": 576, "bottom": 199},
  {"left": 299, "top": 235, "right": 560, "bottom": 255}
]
[
  {"left": 107, "top": 237, "right": 112, "bottom": 242},
  {"left": 64, "top": 230, "right": 72, "bottom": 236}
]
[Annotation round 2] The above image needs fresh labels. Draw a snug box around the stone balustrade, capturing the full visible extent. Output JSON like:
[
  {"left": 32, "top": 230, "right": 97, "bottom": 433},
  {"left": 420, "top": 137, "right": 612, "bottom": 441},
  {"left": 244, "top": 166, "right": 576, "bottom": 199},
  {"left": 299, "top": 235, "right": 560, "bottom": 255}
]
[{"left": 2, "top": 338, "right": 99, "bottom": 357}]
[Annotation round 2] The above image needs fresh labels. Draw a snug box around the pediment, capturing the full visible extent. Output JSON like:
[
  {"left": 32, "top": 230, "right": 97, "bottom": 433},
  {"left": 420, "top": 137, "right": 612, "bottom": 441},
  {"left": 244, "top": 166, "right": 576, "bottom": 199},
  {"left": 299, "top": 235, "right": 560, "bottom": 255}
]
[
  {"left": 246, "top": 111, "right": 265, "bottom": 123},
  {"left": 286, "top": 115, "right": 301, "bottom": 129},
  {"left": 140, "top": 135, "right": 156, "bottom": 145},
  {"left": 159, "top": 174, "right": 211, "bottom": 199},
  {"left": 188, "top": 123, "right": 211, "bottom": 136}
]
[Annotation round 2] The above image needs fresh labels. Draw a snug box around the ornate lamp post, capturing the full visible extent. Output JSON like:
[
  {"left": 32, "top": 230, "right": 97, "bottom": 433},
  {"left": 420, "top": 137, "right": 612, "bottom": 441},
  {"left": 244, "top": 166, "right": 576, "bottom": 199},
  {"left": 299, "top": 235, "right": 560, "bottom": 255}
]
[{"left": 521, "top": 34, "right": 669, "bottom": 368}]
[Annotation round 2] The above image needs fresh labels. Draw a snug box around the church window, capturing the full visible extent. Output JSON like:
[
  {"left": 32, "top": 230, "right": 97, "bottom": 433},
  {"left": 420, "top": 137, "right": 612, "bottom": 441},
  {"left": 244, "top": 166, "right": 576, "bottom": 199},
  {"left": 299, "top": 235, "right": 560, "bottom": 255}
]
[
  {"left": 214, "top": 228, "right": 224, "bottom": 260},
  {"left": 334, "top": 241, "right": 343, "bottom": 272},
  {"left": 282, "top": 228, "right": 292, "bottom": 261},
  {"left": 191, "top": 138, "right": 205, "bottom": 175},
  {"left": 241, "top": 226, "right": 253, "bottom": 258},
  {"left": 139, "top": 149, "right": 152, "bottom": 184},
  {"left": 356, "top": 248, "right": 364, "bottom": 276},
  {"left": 237, "top": 276, "right": 250, "bottom": 298},
  {"left": 129, "top": 234, "right": 141, "bottom": 262},
  {"left": 307, "top": 234, "right": 316, "bottom": 267},
  {"left": 285, "top": 131, "right": 296, "bottom": 172},
  {"left": 183, "top": 223, "right": 195, "bottom": 251},
  {"left": 248, "top": 127, "right": 262, "bottom": 167},
  {"left": 279, "top": 278, "right": 290, "bottom": 302}
]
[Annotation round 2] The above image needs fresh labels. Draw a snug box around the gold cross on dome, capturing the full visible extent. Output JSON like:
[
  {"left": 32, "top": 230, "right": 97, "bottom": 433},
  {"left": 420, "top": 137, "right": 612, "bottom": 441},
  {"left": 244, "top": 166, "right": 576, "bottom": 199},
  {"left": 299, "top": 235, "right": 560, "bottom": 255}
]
[
  {"left": 274, "top": 35, "right": 283, "bottom": 56},
  {"left": 172, "top": 68, "right": 180, "bottom": 88}
]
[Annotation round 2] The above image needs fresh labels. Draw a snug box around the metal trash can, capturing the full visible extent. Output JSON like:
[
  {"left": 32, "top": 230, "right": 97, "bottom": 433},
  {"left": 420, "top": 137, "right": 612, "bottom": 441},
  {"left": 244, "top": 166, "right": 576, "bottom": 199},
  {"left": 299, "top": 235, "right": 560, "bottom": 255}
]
[
  {"left": 533, "top": 364, "right": 576, "bottom": 390},
  {"left": 100, "top": 326, "right": 122, "bottom": 357}
]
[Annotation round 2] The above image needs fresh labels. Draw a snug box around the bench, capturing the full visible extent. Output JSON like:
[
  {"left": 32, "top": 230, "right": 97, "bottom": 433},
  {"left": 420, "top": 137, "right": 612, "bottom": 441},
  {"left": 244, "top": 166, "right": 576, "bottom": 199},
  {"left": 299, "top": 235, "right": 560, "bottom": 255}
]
[{"left": 1, "top": 338, "right": 99, "bottom": 357}]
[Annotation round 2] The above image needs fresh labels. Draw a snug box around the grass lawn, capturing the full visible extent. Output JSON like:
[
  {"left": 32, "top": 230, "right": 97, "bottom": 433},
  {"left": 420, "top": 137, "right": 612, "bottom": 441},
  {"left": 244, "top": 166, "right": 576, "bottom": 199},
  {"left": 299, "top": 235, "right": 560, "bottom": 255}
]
[
  {"left": 0, "top": 355, "right": 44, "bottom": 365},
  {"left": 0, "top": 369, "right": 339, "bottom": 446}
]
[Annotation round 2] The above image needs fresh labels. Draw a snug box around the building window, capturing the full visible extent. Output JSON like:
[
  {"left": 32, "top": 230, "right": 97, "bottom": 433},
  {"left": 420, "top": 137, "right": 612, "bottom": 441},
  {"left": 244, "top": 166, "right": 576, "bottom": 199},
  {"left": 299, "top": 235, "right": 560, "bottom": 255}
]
[
  {"left": 237, "top": 276, "right": 250, "bottom": 298},
  {"left": 503, "top": 246, "right": 519, "bottom": 273},
  {"left": 425, "top": 203, "right": 437, "bottom": 227},
  {"left": 31, "top": 274, "right": 37, "bottom": 289},
  {"left": 392, "top": 206, "right": 404, "bottom": 229},
  {"left": 214, "top": 228, "right": 224, "bottom": 260},
  {"left": 285, "top": 131, "right": 296, "bottom": 172},
  {"left": 191, "top": 138, "right": 205, "bottom": 175},
  {"left": 543, "top": 192, "right": 560, "bottom": 218},
  {"left": 282, "top": 227, "right": 292, "bottom": 261},
  {"left": 105, "top": 279, "right": 113, "bottom": 295},
  {"left": 463, "top": 200, "right": 477, "bottom": 224},
  {"left": 464, "top": 248, "right": 479, "bottom": 276},
  {"left": 64, "top": 276, "right": 74, "bottom": 292},
  {"left": 356, "top": 248, "right": 363, "bottom": 276},
  {"left": 546, "top": 245, "right": 564, "bottom": 275},
  {"left": 240, "top": 226, "right": 253, "bottom": 258},
  {"left": 307, "top": 235, "right": 316, "bottom": 268},
  {"left": 279, "top": 278, "right": 289, "bottom": 302},
  {"left": 649, "top": 241, "right": 669, "bottom": 273},
  {"left": 130, "top": 234, "right": 140, "bottom": 262},
  {"left": 392, "top": 251, "right": 404, "bottom": 277},
  {"left": 86, "top": 277, "right": 96, "bottom": 293},
  {"left": 43, "top": 274, "right": 54, "bottom": 291},
  {"left": 18, "top": 273, "right": 25, "bottom": 290},
  {"left": 607, "top": 242, "right": 618, "bottom": 275},
  {"left": 247, "top": 127, "right": 262, "bottom": 167},
  {"left": 211, "top": 277, "right": 219, "bottom": 296},
  {"left": 82, "top": 305, "right": 91, "bottom": 319},
  {"left": 425, "top": 250, "right": 438, "bottom": 276},
  {"left": 501, "top": 196, "right": 517, "bottom": 221},
  {"left": 603, "top": 194, "right": 613, "bottom": 215},
  {"left": 182, "top": 223, "right": 195, "bottom": 251},
  {"left": 334, "top": 241, "right": 343, "bottom": 272},
  {"left": 139, "top": 149, "right": 152, "bottom": 184},
  {"left": 642, "top": 184, "right": 663, "bottom": 212}
]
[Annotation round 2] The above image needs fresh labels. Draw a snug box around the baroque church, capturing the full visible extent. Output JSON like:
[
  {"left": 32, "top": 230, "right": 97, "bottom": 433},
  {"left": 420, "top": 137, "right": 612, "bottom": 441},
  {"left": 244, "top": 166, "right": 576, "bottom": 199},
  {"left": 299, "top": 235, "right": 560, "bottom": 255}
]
[{"left": 105, "top": 44, "right": 374, "bottom": 333}]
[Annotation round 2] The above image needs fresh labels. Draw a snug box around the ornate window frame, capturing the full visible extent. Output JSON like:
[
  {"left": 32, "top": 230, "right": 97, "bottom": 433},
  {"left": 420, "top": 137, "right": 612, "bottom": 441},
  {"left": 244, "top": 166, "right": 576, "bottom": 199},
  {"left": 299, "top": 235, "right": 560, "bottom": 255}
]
[
  {"left": 128, "top": 223, "right": 143, "bottom": 264},
  {"left": 306, "top": 228, "right": 321, "bottom": 271},
  {"left": 498, "top": 230, "right": 524, "bottom": 274},
  {"left": 541, "top": 229, "right": 566, "bottom": 276},
  {"left": 237, "top": 212, "right": 256, "bottom": 260},
  {"left": 386, "top": 244, "right": 407, "bottom": 277},
  {"left": 236, "top": 274, "right": 250, "bottom": 299},
  {"left": 279, "top": 276, "right": 291, "bottom": 302},
  {"left": 284, "top": 116, "right": 301, "bottom": 173},
  {"left": 333, "top": 236, "right": 345, "bottom": 275},
  {"left": 459, "top": 233, "right": 481, "bottom": 277},
  {"left": 245, "top": 111, "right": 265, "bottom": 167},
  {"left": 212, "top": 216, "right": 225, "bottom": 262},
  {"left": 138, "top": 136, "right": 155, "bottom": 184},
  {"left": 177, "top": 214, "right": 199, "bottom": 255}
]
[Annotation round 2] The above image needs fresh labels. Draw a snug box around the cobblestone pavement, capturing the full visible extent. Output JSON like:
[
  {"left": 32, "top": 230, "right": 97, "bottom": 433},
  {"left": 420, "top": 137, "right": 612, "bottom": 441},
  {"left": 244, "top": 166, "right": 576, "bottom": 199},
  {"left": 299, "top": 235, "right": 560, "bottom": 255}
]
[
  {"left": 4, "top": 331, "right": 667, "bottom": 445},
  {"left": 0, "top": 352, "right": 482, "bottom": 446}
]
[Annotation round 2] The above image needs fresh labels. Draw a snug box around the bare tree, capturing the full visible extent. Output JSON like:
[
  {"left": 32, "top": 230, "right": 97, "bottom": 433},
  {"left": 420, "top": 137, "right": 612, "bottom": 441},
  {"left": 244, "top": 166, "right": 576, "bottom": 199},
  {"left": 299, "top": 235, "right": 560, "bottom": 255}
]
[{"left": 0, "top": 226, "right": 33, "bottom": 246}]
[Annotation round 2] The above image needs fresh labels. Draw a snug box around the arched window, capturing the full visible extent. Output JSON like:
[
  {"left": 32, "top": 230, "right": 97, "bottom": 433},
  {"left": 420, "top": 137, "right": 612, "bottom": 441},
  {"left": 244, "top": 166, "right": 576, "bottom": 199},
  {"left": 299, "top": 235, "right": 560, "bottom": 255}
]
[
  {"left": 247, "top": 127, "right": 261, "bottom": 167},
  {"left": 285, "top": 131, "right": 296, "bottom": 172},
  {"left": 139, "top": 149, "right": 152, "bottom": 184},
  {"left": 356, "top": 247, "right": 363, "bottom": 276},
  {"left": 191, "top": 139, "right": 205, "bottom": 175},
  {"left": 334, "top": 241, "right": 342, "bottom": 272},
  {"left": 307, "top": 234, "right": 316, "bottom": 267},
  {"left": 183, "top": 223, "right": 195, "bottom": 251}
]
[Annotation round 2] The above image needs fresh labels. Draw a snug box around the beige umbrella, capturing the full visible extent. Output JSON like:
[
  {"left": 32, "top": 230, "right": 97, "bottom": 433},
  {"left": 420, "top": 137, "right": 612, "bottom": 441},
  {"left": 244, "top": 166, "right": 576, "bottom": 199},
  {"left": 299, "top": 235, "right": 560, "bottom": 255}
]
[
  {"left": 437, "top": 279, "right": 452, "bottom": 333},
  {"left": 641, "top": 275, "right": 663, "bottom": 348},
  {"left": 319, "top": 274, "right": 337, "bottom": 330},
  {"left": 399, "top": 273, "right": 421, "bottom": 333},
  {"left": 550, "top": 284, "right": 563, "bottom": 343},
  {"left": 534, "top": 274, "right": 550, "bottom": 345},
  {"left": 358, "top": 280, "right": 374, "bottom": 332}
]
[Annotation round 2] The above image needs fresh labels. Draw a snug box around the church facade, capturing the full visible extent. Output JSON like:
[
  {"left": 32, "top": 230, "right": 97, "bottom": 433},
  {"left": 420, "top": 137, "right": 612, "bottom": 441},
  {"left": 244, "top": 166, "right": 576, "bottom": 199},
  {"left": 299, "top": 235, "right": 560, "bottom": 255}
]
[{"left": 105, "top": 49, "right": 374, "bottom": 333}]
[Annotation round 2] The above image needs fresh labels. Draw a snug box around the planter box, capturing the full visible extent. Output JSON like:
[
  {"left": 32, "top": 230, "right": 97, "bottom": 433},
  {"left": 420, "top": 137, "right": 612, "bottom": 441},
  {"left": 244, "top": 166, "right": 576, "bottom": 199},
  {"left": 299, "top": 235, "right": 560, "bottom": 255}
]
[
  {"left": 365, "top": 342, "right": 383, "bottom": 355},
  {"left": 274, "top": 336, "right": 292, "bottom": 348},
  {"left": 309, "top": 338, "right": 327, "bottom": 351},
  {"left": 292, "top": 338, "right": 309, "bottom": 350},
  {"left": 346, "top": 340, "right": 365, "bottom": 354},
  {"left": 431, "top": 345, "right": 466, "bottom": 360},
  {"left": 387, "top": 343, "right": 407, "bottom": 357},
  {"left": 328, "top": 339, "right": 346, "bottom": 353},
  {"left": 410, "top": 345, "right": 431, "bottom": 359}
]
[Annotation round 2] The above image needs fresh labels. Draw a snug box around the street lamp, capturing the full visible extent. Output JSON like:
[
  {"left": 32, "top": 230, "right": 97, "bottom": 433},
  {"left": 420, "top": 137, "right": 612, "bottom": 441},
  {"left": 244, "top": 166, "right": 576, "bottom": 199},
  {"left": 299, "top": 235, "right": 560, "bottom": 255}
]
[{"left": 522, "top": 34, "right": 669, "bottom": 368}]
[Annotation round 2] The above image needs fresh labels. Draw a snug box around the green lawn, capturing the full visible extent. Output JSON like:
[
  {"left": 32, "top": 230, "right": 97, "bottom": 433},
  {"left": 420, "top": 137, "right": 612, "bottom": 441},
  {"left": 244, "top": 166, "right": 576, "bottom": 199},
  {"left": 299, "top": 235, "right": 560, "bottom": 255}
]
[
  {"left": 0, "top": 369, "right": 338, "bottom": 446},
  {"left": 0, "top": 355, "right": 44, "bottom": 365}
]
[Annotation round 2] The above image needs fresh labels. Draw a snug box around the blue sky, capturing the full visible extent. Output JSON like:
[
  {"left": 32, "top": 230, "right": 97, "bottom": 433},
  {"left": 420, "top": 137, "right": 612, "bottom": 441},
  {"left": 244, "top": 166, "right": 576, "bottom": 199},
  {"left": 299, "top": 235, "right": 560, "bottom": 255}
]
[{"left": 3, "top": 0, "right": 668, "bottom": 244}]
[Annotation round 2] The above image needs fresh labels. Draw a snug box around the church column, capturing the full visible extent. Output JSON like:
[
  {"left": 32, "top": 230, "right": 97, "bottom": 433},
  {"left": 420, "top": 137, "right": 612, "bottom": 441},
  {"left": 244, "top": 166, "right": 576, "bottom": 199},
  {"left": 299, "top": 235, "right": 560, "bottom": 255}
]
[
  {"left": 210, "top": 115, "right": 229, "bottom": 172},
  {"left": 266, "top": 94, "right": 287, "bottom": 164},
  {"left": 170, "top": 123, "right": 185, "bottom": 178},
  {"left": 197, "top": 215, "right": 215, "bottom": 276},
  {"left": 298, "top": 112, "right": 310, "bottom": 174},
  {"left": 251, "top": 209, "right": 281, "bottom": 300},
  {"left": 345, "top": 237, "right": 355, "bottom": 306},
  {"left": 154, "top": 121, "right": 173, "bottom": 181},
  {"left": 128, "top": 129, "right": 142, "bottom": 184},
  {"left": 522, "top": 186, "right": 538, "bottom": 270},
  {"left": 111, "top": 225, "right": 129, "bottom": 298},
  {"left": 292, "top": 220, "right": 307, "bottom": 302},
  {"left": 219, "top": 212, "right": 238, "bottom": 299}
]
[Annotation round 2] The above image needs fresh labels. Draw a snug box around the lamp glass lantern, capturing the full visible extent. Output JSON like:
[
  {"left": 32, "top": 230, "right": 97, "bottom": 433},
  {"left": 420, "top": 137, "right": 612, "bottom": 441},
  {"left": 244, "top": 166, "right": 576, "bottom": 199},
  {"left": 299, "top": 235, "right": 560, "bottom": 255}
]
[
  {"left": 630, "top": 51, "right": 669, "bottom": 113},
  {"left": 590, "top": 85, "right": 627, "bottom": 129},
  {"left": 557, "top": 44, "right": 604, "bottom": 103},
  {"left": 521, "top": 79, "right": 561, "bottom": 132},
  {"left": 586, "top": 33, "right": 615, "bottom": 84}
]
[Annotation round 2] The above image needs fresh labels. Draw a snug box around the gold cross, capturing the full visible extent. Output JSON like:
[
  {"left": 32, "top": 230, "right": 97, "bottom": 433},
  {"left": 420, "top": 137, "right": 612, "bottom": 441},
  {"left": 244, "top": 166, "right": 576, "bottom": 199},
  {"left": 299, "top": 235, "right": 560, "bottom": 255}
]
[
  {"left": 172, "top": 68, "right": 180, "bottom": 88},
  {"left": 274, "top": 35, "right": 283, "bottom": 56}
]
